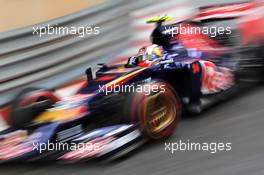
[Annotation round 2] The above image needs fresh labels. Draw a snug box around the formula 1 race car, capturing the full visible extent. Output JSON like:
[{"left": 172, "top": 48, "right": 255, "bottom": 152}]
[{"left": 0, "top": 1, "right": 263, "bottom": 163}]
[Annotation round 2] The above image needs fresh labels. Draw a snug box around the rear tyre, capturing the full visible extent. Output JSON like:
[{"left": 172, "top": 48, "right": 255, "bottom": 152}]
[{"left": 238, "top": 45, "right": 264, "bottom": 82}]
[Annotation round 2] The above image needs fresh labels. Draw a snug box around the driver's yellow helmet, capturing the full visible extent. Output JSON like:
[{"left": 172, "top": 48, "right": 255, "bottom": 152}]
[{"left": 138, "top": 44, "right": 163, "bottom": 61}]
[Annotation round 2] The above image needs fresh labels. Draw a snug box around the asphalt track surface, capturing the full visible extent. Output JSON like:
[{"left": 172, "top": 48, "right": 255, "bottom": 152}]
[{"left": 1, "top": 0, "right": 264, "bottom": 175}]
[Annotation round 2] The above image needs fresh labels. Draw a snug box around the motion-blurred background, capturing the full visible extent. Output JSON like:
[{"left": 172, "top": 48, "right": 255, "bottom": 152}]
[{"left": 0, "top": 0, "right": 264, "bottom": 174}]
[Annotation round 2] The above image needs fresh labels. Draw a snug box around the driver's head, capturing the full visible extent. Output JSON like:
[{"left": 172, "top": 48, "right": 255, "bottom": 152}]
[{"left": 137, "top": 44, "right": 163, "bottom": 62}]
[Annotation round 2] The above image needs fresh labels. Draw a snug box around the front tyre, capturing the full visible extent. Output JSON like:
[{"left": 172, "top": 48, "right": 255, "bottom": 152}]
[
  {"left": 10, "top": 87, "right": 60, "bottom": 128},
  {"left": 128, "top": 80, "right": 182, "bottom": 140}
]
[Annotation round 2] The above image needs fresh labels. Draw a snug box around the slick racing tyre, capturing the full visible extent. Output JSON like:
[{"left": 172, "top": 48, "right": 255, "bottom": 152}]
[
  {"left": 10, "top": 87, "right": 60, "bottom": 128},
  {"left": 127, "top": 80, "right": 182, "bottom": 140}
]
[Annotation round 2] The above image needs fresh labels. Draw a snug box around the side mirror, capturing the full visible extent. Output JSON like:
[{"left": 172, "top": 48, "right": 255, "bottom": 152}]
[
  {"left": 97, "top": 63, "right": 106, "bottom": 67},
  {"left": 85, "top": 67, "right": 93, "bottom": 81}
]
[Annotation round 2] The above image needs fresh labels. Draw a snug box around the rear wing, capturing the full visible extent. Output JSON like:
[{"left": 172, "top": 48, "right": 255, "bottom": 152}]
[{"left": 193, "top": 1, "right": 258, "bottom": 22}]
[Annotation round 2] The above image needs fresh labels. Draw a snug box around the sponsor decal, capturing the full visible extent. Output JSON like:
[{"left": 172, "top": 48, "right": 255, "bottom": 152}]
[{"left": 200, "top": 61, "right": 234, "bottom": 94}]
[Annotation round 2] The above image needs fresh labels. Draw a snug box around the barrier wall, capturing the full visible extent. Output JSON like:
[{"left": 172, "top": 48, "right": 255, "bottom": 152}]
[{"left": 0, "top": 0, "right": 157, "bottom": 106}]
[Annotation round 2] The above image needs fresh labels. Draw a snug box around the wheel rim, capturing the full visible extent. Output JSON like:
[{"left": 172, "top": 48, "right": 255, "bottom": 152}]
[{"left": 144, "top": 89, "right": 177, "bottom": 136}]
